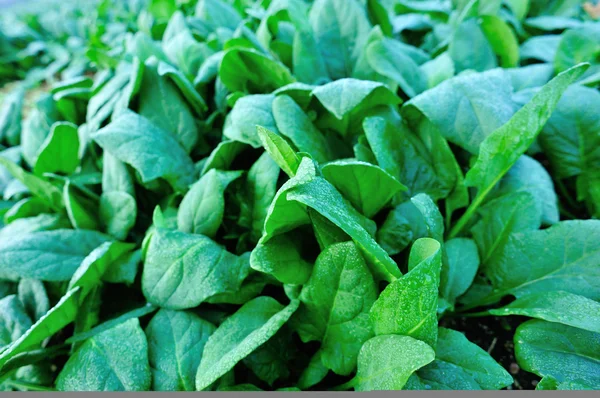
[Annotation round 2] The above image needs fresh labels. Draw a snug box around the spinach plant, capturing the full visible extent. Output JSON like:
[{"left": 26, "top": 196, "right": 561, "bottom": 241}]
[{"left": 0, "top": 0, "right": 598, "bottom": 392}]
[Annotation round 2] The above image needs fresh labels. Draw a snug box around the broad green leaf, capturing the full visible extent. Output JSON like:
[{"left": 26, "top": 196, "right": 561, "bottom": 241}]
[
  {"left": 308, "top": 0, "right": 372, "bottom": 80},
  {"left": 195, "top": 296, "right": 299, "bottom": 390},
  {"left": 520, "top": 35, "right": 561, "bottom": 63},
  {"left": 362, "top": 116, "right": 457, "bottom": 201},
  {"left": 0, "top": 214, "right": 69, "bottom": 240},
  {"left": 297, "top": 351, "right": 329, "bottom": 390},
  {"left": 17, "top": 279, "right": 49, "bottom": 323},
  {"left": 465, "top": 62, "right": 588, "bottom": 194},
  {"left": 162, "top": 12, "right": 212, "bottom": 77},
  {"left": 66, "top": 303, "right": 158, "bottom": 345},
  {"left": 353, "top": 334, "right": 435, "bottom": 391},
  {"left": 224, "top": 95, "right": 278, "bottom": 148},
  {"left": 205, "top": 266, "right": 267, "bottom": 306},
  {"left": 376, "top": 206, "right": 413, "bottom": 255},
  {"left": 242, "top": 327, "right": 295, "bottom": 385},
  {"left": 0, "top": 229, "right": 110, "bottom": 281},
  {"left": 177, "top": 169, "right": 242, "bottom": 237},
  {"left": 0, "top": 86, "right": 24, "bottom": 146},
  {"left": 195, "top": 0, "right": 242, "bottom": 31},
  {"left": 483, "top": 220, "right": 600, "bottom": 301},
  {"left": 201, "top": 141, "right": 247, "bottom": 175},
  {"left": 294, "top": 242, "right": 377, "bottom": 376},
  {"left": 370, "top": 238, "right": 441, "bottom": 347},
  {"left": 250, "top": 234, "right": 312, "bottom": 285},
  {"left": 21, "top": 94, "right": 61, "bottom": 168},
  {"left": 311, "top": 79, "right": 400, "bottom": 136},
  {"left": 86, "top": 64, "right": 134, "bottom": 132},
  {"left": 440, "top": 238, "right": 479, "bottom": 308},
  {"left": 403, "top": 68, "right": 515, "bottom": 154},
  {"left": 0, "top": 157, "right": 64, "bottom": 212},
  {"left": 272, "top": 95, "right": 331, "bottom": 163},
  {"left": 146, "top": 310, "right": 215, "bottom": 391},
  {"left": 410, "top": 193, "right": 444, "bottom": 243},
  {"left": 99, "top": 192, "right": 137, "bottom": 240},
  {"left": 220, "top": 48, "right": 295, "bottom": 93},
  {"left": 103, "top": 249, "right": 141, "bottom": 285},
  {"left": 69, "top": 241, "right": 134, "bottom": 301},
  {"left": 449, "top": 19, "right": 497, "bottom": 73},
  {"left": 137, "top": 60, "right": 199, "bottom": 154},
  {"left": 322, "top": 160, "right": 406, "bottom": 218},
  {"left": 33, "top": 122, "right": 80, "bottom": 176},
  {"left": 405, "top": 360, "right": 481, "bottom": 390},
  {"left": 240, "top": 152, "right": 280, "bottom": 243},
  {"left": 0, "top": 295, "right": 32, "bottom": 348},
  {"left": 0, "top": 288, "right": 80, "bottom": 368},
  {"left": 157, "top": 61, "right": 207, "bottom": 114},
  {"left": 488, "top": 291, "right": 600, "bottom": 333},
  {"left": 101, "top": 152, "right": 135, "bottom": 196},
  {"left": 92, "top": 111, "right": 195, "bottom": 192},
  {"left": 450, "top": 63, "right": 588, "bottom": 238},
  {"left": 421, "top": 52, "right": 455, "bottom": 89},
  {"left": 508, "top": 64, "right": 554, "bottom": 91},
  {"left": 56, "top": 318, "right": 151, "bottom": 391},
  {"left": 64, "top": 181, "right": 100, "bottom": 231},
  {"left": 490, "top": 155, "right": 559, "bottom": 225},
  {"left": 256, "top": 126, "right": 301, "bottom": 178},
  {"left": 431, "top": 328, "right": 513, "bottom": 389},
  {"left": 554, "top": 25, "right": 600, "bottom": 74},
  {"left": 515, "top": 320, "right": 600, "bottom": 386},
  {"left": 262, "top": 157, "right": 316, "bottom": 239},
  {"left": 286, "top": 162, "right": 400, "bottom": 282},
  {"left": 308, "top": 208, "right": 350, "bottom": 250},
  {"left": 142, "top": 228, "right": 248, "bottom": 309},
  {"left": 472, "top": 192, "right": 541, "bottom": 271},
  {"left": 365, "top": 37, "right": 428, "bottom": 98},
  {"left": 3, "top": 198, "right": 49, "bottom": 224},
  {"left": 539, "top": 85, "right": 600, "bottom": 219},
  {"left": 479, "top": 15, "right": 519, "bottom": 68}
]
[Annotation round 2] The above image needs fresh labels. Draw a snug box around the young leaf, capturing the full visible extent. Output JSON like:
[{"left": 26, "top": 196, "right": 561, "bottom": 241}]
[
  {"left": 195, "top": 297, "right": 299, "bottom": 390},
  {"left": 430, "top": 328, "right": 513, "bottom": 390},
  {"left": 286, "top": 165, "right": 400, "bottom": 282},
  {"left": 33, "top": 122, "right": 80, "bottom": 176},
  {"left": 145, "top": 310, "right": 215, "bottom": 391},
  {"left": 142, "top": 228, "right": 248, "bottom": 309},
  {"left": 0, "top": 157, "right": 64, "bottom": 212},
  {"left": 370, "top": 238, "right": 441, "bottom": 346},
  {"left": 177, "top": 169, "right": 242, "bottom": 237},
  {"left": 321, "top": 160, "right": 406, "bottom": 218},
  {"left": 440, "top": 238, "right": 479, "bottom": 309},
  {"left": 450, "top": 62, "right": 589, "bottom": 238},
  {"left": 482, "top": 220, "right": 600, "bottom": 302},
  {"left": 256, "top": 126, "right": 301, "bottom": 178},
  {"left": 294, "top": 241, "right": 377, "bottom": 375},
  {"left": 17, "top": 279, "right": 49, "bottom": 323},
  {"left": 250, "top": 234, "right": 312, "bottom": 285},
  {"left": 92, "top": 111, "right": 196, "bottom": 192},
  {"left": 515, "top": 320, "right": 600, "bottom": 387},
  {"left": 0, "top": 230, "right": 110, "bottom": 281},
  {"left": 0, "top": 288, "right": 80, "bottom": 368},
  {"left": 487, "top": 291, "right": 600, "bottom": 333},
  {"left": 272, "top": 95, "right": 331, "bottom": 163},
  {"left": 56, "top": 318, "right": 151, "bottom": 391},
  {"left": 353, "top": 334, "right": 435, "bottom": 391}
]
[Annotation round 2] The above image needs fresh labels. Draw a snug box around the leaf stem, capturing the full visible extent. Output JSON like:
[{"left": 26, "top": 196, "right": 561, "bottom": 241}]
[{"left": 447, "top": 192, "right": 486, "bottom": 239}]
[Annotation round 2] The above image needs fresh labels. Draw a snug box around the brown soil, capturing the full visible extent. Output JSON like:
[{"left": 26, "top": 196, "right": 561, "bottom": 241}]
[{"left": 440, "top": 315, "right": 540, "bottom": 390}]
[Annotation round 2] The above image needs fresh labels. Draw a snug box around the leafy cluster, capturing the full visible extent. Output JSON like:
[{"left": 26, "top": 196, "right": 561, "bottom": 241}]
[{"left": 0, "top": 0, "right": 599, "bottom": 392}]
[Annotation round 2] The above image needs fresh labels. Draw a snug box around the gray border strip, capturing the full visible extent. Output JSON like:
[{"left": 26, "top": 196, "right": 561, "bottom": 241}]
[{"left": 2, "top": 393, "right": 599, "bottom": 396}]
